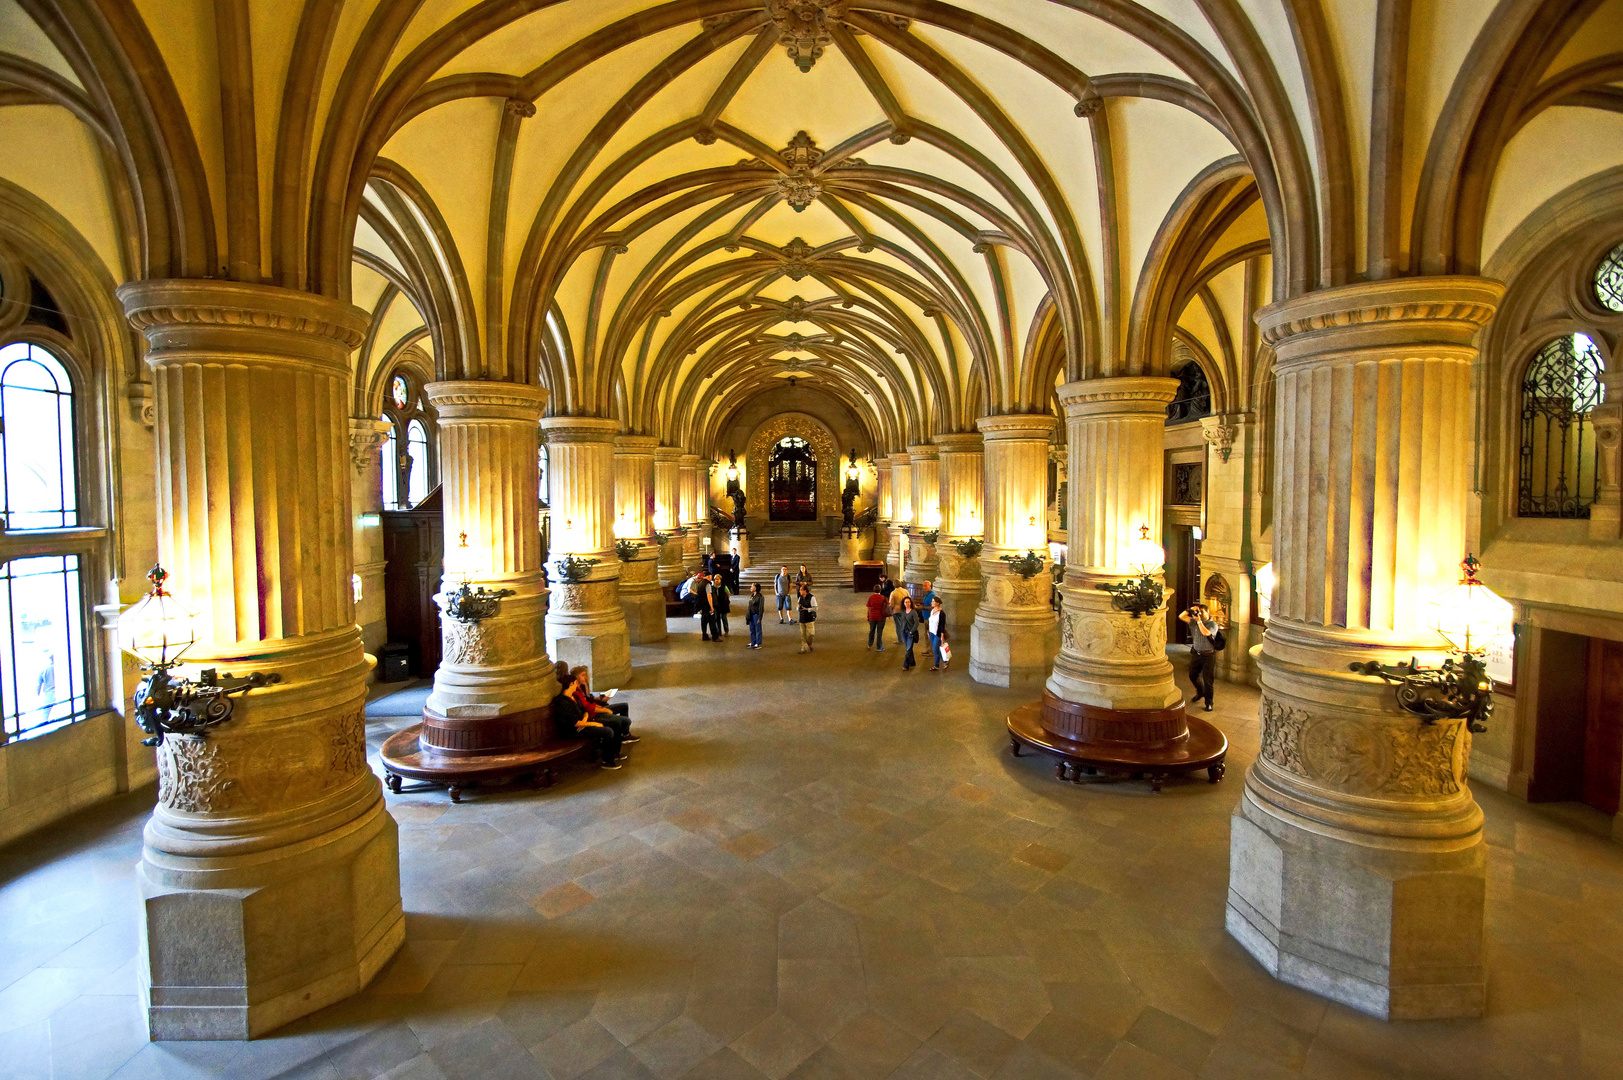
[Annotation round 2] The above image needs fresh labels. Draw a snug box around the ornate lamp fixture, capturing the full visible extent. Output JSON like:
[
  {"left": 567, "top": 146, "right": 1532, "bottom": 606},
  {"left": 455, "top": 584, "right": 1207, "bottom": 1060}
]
[
  {"left": 614, "top": 538, "right": 642, "bottom": 562},
  {"left": 1095, "top": 524, "right": 1166, "bottom": 618},
  {"left": 725, "top": 452, "right": 740, "bottom": 484},
  {"left": 1349, "top": 555, "right": 1512, "bottom": 733},
  {"left": 442, "top": 532, "right": 515, "bottom": 622},
  {"left": 120, "top": 565, "right": 279, "bottom": 747},
  {"left": 954, "top": 537, "right": 984, "bottom": 559},
  {"left": 1000, "top": 550, "right": 1046, "bottom": 579}
]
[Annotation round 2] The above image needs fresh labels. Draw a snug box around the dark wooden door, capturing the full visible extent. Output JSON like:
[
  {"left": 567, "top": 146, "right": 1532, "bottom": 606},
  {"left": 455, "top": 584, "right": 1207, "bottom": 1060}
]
[
  {"left": 1166, "top": 526, "right": 1198, "bottom": 644},
  {"left": 1584, "top": 637, "right": 1623, "bottom": 814},
  {"left": 769, "top": 441, "right": 817, "bottom": 520},
  {"left": 382, "top": 502, "right": 444, "bottom": 677}
]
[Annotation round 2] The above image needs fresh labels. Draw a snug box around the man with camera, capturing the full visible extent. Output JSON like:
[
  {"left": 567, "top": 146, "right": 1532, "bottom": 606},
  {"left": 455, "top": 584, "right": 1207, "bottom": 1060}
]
[{"left": 1178, "top": 601, "right": 1223, "bottom": 712}]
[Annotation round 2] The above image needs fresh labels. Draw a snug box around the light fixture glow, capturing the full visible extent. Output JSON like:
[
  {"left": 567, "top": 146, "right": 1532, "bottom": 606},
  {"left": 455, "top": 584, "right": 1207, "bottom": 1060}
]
[
  {"left": 1126, "top": 524, "right": 1165, "bottom": 575},
  {"left": 120, "top": 565, "right": 198, "bottom": 668},
  {"left": 1255, "top": 561, "right": 1276, "bottom": 623},
  {"left": 1429, "top": 555, "right": 1512, "bottom": 656}
]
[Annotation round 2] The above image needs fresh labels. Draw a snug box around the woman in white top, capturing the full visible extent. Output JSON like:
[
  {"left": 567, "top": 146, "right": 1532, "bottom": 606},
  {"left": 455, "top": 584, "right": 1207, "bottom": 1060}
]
[{"left": 926, "top": 597, "right": 948, "bottom": 671}]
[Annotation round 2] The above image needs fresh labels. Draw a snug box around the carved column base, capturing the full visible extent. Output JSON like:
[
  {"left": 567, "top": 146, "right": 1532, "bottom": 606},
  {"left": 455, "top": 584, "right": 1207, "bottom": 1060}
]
[
  {"left": 619, "top": 551, "right": 667, "bottom": 644},
  {"left": 681, "top": 528, "right": 702, "bottom": 574},
  {"left": 933, "top": 546, "right": 980, "bottom": 639},
  {"left": 427, "top": 582, "right": 553, "bottom": 717},
  {"left": 1046, "top": 577, "right": 1182, "bottom": 711},
  {"left": 904, "top": 539, "right": 938, "bottom": 592},
  {"left": 546, "top": 570, "right": 632, "bottom": 685},
  {"left": 969, "top": 566, "right": 1058, "bottom": 687},
  {"left": 1228, "top": 626, "right": 1486, "bottom": 1020}
]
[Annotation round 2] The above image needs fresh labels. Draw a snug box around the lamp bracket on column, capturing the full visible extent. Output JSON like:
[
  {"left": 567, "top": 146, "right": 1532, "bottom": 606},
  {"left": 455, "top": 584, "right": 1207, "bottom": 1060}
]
[
  {"left": 1095, "top": 574, "right": 1163, "bottom": 617},
  {"left": 916, "top": 529, "right": 939, "bottom": 544},
  {"left": 614, "top": 538, "right": 644, "bottom": 562},
  {"left": 1000, "top": 550, "right": 1047, "bottom": 580},
  {"left": 953, "top": 537, "right": 984, "bottom": 558},
  {"left": 552, "top": 554, "right": 601, "bottom": 584},
  {"left": 134, "top": 666, "right": 281, "bottom": 747},
  {"left": 1348, "top": 654, "right": 1494, "bottom": 733},
  {"left": 443, "top": 582, "right": 516, "bottom": 623}
]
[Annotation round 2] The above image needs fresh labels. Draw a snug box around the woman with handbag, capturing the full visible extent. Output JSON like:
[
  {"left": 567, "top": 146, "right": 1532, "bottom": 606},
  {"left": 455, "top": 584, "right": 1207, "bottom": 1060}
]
[
  {"left": 798, "top": 583, "right": 818, "bottom": 653},
  {"left": 897, "top": 597, "right": 920, "bottom": 671}
]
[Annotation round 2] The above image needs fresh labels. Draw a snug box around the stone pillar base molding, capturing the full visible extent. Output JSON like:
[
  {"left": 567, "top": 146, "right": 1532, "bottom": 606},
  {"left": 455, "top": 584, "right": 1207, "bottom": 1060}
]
[
  {"left": 681, "top": 526, "right": 702, "bottom": 573},
  {"left": 903, "top": 536, "right": 938, "bottom": 590},
  {"left": 933, "top": 544, "right": 981, "bottom": 639},
  {"left": 658, "top": 527, "right": 686, "bottom": 585},
  {"left": 1046, "top": 573, "right": 1182, "bottom": 712},
  {"left": 968, "top": 561, "right": 1058, "bottom": 687},
  {"left": 619, "top": 547, "right": 667, "bottom": 644},
  {"left": 731, "top": 528, "right": 750, "bottom": 570},
  {"left": 838, "top": 527, "right": 867, "bottom": 568},
  {"left": 548, "top": 567, "right": 633, "bottom": 684}
]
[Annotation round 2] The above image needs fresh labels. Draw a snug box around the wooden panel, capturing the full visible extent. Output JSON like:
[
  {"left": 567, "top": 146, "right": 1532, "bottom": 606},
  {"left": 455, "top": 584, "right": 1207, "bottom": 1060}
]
[
  {"left": 1584, "top": 637, "right": 1623, "bottom": 815},
  {"left": 1528, "top": 628, "right": 1588, "bottom": 802},
  {"left": 382, "top": 509, "right": 443, "bottom": 677}
]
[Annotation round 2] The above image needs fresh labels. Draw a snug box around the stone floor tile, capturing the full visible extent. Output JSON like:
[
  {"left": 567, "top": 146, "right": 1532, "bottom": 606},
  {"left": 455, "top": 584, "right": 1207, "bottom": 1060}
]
[
  {"left": 1124, "top": 1006, "right": 1216, "bottom": 1074},
  {"left": 591, "top": 989, "right": 689, "bottom": 1050},
  {"left": 577, "top": 1046, "right": 661, "bottom": 1080},
  {"left": 886, "top": 1045, "right": 981, "bottom": 1080},
  {"left": 729, "top": 1012, "right": 823, "bottom": 1080},
  {"left": 923, "top": 1008, "right": 1019, "bottom": 1078},
  {"left": 989, "top": 1042, "right": 1086, "bottom": 1080},
  {"left": 630, "top": 1017, "right": 726, "bottom": 1080},
  {"left": 534, "top": 881, "right": 598, "bottom": 920},
  {"left": 1093, "top": 1041, "right": 1198, "bottom": 1080},
  {"left": 534, "top": 1017, "right": 625, "bottom": 1080},
  {"left": 678, "top": 1048, "right": 772, "bottom": 1080},
  {"left": 376, "top": 1055, "right": 452, "bottom": 1080},
  {"left": 321, "top": 1019, "right": 426, "bottom": 1080}
]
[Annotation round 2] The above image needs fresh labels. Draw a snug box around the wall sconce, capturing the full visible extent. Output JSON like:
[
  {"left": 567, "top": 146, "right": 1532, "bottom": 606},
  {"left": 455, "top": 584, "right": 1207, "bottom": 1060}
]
[
  {"left": 442, "top": 532, "right": 514, "bottom": 622},
  {"left": 1095, "top": 525, "right": 1166, "bottom": 618},
  {"left": 725, "top": 452, "right": 740, "bottom": 483},
  {"left": 1000, "top": 550, "right": 1046, "bottom": 579},
  {"left": 1350, "top": 555, "right": 1512, "bottom": 733},
  {"left": 120, "top": 564, "right": 279, "bottom": 747}
]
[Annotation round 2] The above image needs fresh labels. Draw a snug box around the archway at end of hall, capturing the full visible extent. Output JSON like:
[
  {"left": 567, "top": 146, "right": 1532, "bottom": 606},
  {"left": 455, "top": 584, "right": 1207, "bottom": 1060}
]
[{"left": 744, "top": 412, "right": 840, "bottom": 525}]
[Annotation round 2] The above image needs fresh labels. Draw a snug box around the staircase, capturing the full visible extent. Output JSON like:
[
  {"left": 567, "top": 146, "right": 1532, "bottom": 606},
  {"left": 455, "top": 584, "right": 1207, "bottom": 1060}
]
[{"left": 740, "top": 535, "right": 847, "bottom": 589}]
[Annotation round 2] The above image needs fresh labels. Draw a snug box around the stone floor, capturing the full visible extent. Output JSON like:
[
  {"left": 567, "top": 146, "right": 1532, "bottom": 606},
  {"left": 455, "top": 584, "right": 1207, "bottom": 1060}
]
[{"left": 4, "top": 591, "right": 1623, "bottom": 1080}]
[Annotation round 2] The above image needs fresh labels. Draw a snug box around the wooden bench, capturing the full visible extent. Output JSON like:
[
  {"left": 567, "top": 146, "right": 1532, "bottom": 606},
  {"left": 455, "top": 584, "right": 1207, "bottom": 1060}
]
[{"left": 380, "top": 723, "right": 594, "bottom": 803}]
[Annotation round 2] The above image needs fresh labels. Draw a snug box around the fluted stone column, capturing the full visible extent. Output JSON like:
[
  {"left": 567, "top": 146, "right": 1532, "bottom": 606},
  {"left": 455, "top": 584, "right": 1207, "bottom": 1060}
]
[
  {"left": 679, "top": 452, "right": 702, "bottom": 573},
  {"left": 1228, "top": 278, "right": 1502, "bottom": 1021},
  {"left": 423, "top": 382, "right": 557, "bottom": 721},
  {"left": 875, "top": 458, "right": 893, "bottom": 576},
  {"left": 906, "top": 444, "right": 940, "bottom": 592},
  {"left": 1198, "top": 412, "right": 1264, "bottom": 684},
  {"left": 615, "top": 435, "right": 665, "bottom": 644},
  {"left": 889, "top": 451, "right": 912, "bottom": 577},
  {"left": 971, "top": 414, "right": 1059, "bottom": 687},
  {"left": 935, "top": 432, "right": 984, "bottom": 638},
  {"left": 542, "top": 417, "right": 632, "bottom": 685},
  {"left": 120, "top": 280, "right": 402, "bottom": 1040},
  {"left": 1045, "top": 379, "right": 1181, "bottom": 711},
  {"left": 654, "top": 446, "right": 685, "bottom": 585},
  {"left": 349, "top": 418, "right": 393, "bottom": 656}
]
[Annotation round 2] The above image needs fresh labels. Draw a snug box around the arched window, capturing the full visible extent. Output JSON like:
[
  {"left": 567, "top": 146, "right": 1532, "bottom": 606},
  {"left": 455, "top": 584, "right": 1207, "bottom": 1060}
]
[
  {"left": 1519, "top": 333, "right": 1605, "bottom": 518},
  {"left": 1, "top": 343, "right": 76, "bottom": 529},
  {"left": 381, "top": 419, "right": 399, "bottom": 509},
  {"left": 0, "top": 341, "right": 88, "bottom": 739},
  {"left": 1595, "top": 241, "right": 1623, "bottom": 313},
  {"left": 406, "top": 419, "right": 429, "bottom": 505},
  {"left": 1167, "top": 360, "right": 1212, "bottom": 424}
]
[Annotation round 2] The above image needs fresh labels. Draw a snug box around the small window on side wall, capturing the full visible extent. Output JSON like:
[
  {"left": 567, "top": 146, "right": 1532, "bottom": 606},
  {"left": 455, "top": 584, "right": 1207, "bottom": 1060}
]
[
  {"left": 1, "top": 342, "right": 77, "bottom": 529},
  {"left": 1519, "top": 333, "right": 1604, "bottom": 519},
  {"left": 1595, "top": 241, "right": 1623, "bottom": 313}
]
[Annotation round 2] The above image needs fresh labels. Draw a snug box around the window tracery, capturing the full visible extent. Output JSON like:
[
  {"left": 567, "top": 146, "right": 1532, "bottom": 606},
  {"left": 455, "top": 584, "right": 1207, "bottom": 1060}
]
[
  {"left": 1518, "top": 333, "right": 1604, "bottom": 519},
  {"left": 1595, "top": 241, "right": 1623, "bottom": 313},
  {"left": 379, "top": 371, "right": 438, "bottom": 509}
]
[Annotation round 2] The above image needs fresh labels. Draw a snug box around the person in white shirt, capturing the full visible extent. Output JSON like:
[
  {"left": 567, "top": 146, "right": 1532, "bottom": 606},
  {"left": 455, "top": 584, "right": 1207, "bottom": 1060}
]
[{"left": 926, "top": 597, "right": 948, "bottom": 671}]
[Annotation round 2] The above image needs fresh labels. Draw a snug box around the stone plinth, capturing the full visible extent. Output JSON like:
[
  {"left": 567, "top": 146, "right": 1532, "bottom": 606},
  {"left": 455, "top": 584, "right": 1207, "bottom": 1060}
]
[
  {"left": 120, "top": 280, "right": 403, "bottom": 1040},
  {"left": 618, "top": 546, "right": 667, "bottom": 644},
  {"left": 1228, "top": 277, "right": 1502, "bottom": 1020},
  {"left": 970, "top": 414, "right": 1059, "bottom": 687},
  {"left": 425, "top": 381, "right": 557, "bottom": 719},
  {"left": 1045, "top": 379, "right": 1180, "bottom": 712},
  {"left": 731, "top": 528, "right": 750, "bottom": 571},
  {"left": 542, "top": 417, "right": 632, "bottom": 685},
  {"left": 679, "top": 453, "right": 703, "bottom": 572},
  {"left": 839, "top": 527, "right": 871, "bottom": 568},
  {"left": 935, "top": 432, "right": 984, "bottom": 635}
]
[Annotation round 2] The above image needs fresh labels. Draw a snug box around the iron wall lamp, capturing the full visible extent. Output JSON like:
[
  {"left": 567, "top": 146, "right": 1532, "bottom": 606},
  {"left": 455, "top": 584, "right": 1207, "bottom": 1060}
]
[
  {"left": 443, "top": 532, "right": 514, "bottom": 623},
  {"left": 1095, "top": 524, "right": 1166, "bottom": 618},
  {"left": 1001, "top": 550, "right": 1046, "bottom": 579}
]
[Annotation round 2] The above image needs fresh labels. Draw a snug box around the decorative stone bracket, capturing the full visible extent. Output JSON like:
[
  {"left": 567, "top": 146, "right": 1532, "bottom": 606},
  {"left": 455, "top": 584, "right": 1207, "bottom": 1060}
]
[{"left": 1201, "top": 413, "right": 1244, "bottom": 464}]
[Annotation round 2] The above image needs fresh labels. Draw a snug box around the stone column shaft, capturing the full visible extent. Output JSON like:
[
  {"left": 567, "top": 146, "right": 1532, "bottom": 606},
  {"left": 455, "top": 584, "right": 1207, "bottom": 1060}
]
[
  {"left": 970, "top": 414, "right": 1059, "bottom": 687},
  {"left": 679, "top": 453, "right": 702, "bottom": 572},
  {"left": 120, "top": 279, "right": 402, "bottom": 1040},
  {"left": 349, "top": 418, "right": 393, "bottom": 656},
  {"left": 935, "top": 432, "right": 984, "bottom": 638},
  {"left": 543, "top": 417, "right": 632, "bottom": 684},
  {"left": 1228, "top": 277, "right": 1502, "bottom": 1021},
  {"left": 1045, "top": 378, "right": 1181, "bottom": 711},
  {"left": 905, "top": 444, "right": 941, "bottom": 588},
  {"left": 615, "top": 435, "right": 665, "bottom": 643},
  {"left": 889, "top": 452, "right": 912, "bottom": 577},
  {"left": 424, "top": 381, "right": 556, "bottom": 718},
  {"left": 654, "top": 446, "right": 685, "bottom": 584},
  {"left": 1199, "top": 413, "right": 1263, "bottom": 684}
]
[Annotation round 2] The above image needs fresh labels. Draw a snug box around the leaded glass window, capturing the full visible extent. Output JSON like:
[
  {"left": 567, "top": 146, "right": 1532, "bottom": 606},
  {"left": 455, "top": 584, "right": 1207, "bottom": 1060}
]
[
  {"left": 0, "top": 554, "right": 86, "bottom": 739},
  {"left": 381, "top": 418, "right": 399, "bottom": 509},
  {"left": 0, "top": 342, "right": 77, "bottom": 529},
  {"left": 1519, "top": 333, "right": 1605, "bottom": 518},
  {"left": 1596, "top": 241, "right": 1623, "bottom": 313},
  {"left": 391, "top": 374, "right": 410, "bottom": 409},
  {"left": 406, "top": 419, "right": 429, "bottom": 505}
]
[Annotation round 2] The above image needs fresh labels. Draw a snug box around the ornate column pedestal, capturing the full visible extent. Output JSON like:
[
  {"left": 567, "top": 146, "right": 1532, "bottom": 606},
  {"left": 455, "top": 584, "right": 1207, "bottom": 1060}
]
[
  {"left": 935, "top": 432, "right": 984, "bottom": 638},
  {"left": 654, "top": 447, "right": 685, "bottom": 585},
  {"left": 888, "top": 452, "right": 912, "bottom": 578},
  {"left": 120, "top": 280, "right": 403, "bottom": 1040},
  {"left": 1228, "top": 278, "right": 1502, "bottom": 1021},
  {"left": 970, "top": 415, "right": 1059, "bottom": 687},
  {"left": 349, "top": 418, "right": 393, "bottom": 657},
  {"left": 679, "top": 453, "right": 703, "bottom": 573},
  {"left": 615, "top": 435, "right": 665, "bottom": 644},
  {"left": 905, "top": 444, "right": 940, "bottom": 592},
  {"left": 542, "top": 417, "right": 632, "bottom": 685}
]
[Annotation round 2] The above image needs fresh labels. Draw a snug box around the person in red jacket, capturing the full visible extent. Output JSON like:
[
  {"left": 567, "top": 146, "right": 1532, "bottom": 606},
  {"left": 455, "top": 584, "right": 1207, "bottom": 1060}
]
[{"left": 865, "top": 585, "right": 889, "bottom": 651}]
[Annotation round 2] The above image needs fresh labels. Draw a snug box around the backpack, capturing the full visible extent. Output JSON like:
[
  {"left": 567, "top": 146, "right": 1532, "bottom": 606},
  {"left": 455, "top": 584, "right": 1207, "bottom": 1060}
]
[{"left": 1212, "top": 628, "right": 1227, "bottom": 652}]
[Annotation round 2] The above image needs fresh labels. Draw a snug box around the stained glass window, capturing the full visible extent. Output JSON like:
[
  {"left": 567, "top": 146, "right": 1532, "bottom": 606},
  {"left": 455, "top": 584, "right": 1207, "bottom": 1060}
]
[
  {"left": 391, "top": 374, "right": 410, "bottom": 409},
  {"left": 0, "top": 342, "right": 77, "bottom": 529},
  {"left": 1596, "top": 241, "right": 1623, "bottom": 313},
  {"left": 1519, "top": 333, "right": 1604, "bottom": 518}
]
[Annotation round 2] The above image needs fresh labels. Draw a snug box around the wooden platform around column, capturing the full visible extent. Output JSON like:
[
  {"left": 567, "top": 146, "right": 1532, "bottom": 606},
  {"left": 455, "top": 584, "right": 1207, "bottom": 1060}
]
[
  {"left": 1007, "top": 693, "right": 1227, "bottom": 792},
  {"left": 379, "top": 713, "right": 591, "bottom": 803}
]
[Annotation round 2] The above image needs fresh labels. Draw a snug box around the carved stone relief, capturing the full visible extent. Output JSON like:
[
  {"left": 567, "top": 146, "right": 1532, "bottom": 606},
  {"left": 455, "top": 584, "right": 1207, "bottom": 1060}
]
[
  {"left": 158, "top": 737, "right": 235, "bottom": 813},
  {"left": 551, "top": 581, "right": 617, "bottom": 614},
  {"left": 1259, "top": 695, "right": 1464, "bottom": 797},
  {"left": 442, "top": 617, "right": 533, "bottom": 666},
  {"left": 325, "top": 707, "right": 368, "bottom": 788}
]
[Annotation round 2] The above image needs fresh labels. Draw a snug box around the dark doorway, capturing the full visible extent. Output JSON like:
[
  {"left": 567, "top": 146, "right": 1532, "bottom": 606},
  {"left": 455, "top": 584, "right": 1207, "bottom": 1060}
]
[
  {"left": 1527, "top": 630, "right": 1623, "bottom": 815},
  {"left": 382, "top": 487, "right": 444, "bottom": 677},
  {"left": 769, "top": 438, "right": 817, "bottom": 520},
  {"left": 1165, "top": 525, "right": 1199, "bottom": 645},
  {"left": 1585, "top": 638, "right": 1623, "bottom": 814}
]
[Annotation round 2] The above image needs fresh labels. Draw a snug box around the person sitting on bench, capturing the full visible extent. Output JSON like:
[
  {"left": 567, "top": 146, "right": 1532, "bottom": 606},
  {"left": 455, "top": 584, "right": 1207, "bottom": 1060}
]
[
  {"left": 566, "top": 664, "right": 635, "bottom": 730},
  {"left": 551, "top": 679, "right": 625, "bottom": 770}
]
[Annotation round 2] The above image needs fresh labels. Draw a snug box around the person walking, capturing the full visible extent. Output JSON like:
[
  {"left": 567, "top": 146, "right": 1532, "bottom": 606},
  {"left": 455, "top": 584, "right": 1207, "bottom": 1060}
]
[
  {"left": 897, "top": 597, "right": 920, "bottom": 671},
  {"left": 865, "top": 585, "right": 888, "bottom": 650},
  {"left": 695, "top": 570, "right": 716, "bottom": 641},
  {"left": 1179, "top": 602, "right": 1221, "bottom": 711},
  {"left": 797, "top": 583, "right": 818, "bottom": 653},
  {"left": 774, "top": 566, "right": 792, "bottom": 623},
  {"left": 889, "top": 580, "right": 911, "bottom": 646},
  {"left": 714, "top": 573, "right": 732, "bottom": 637},
  {"left": 919, "top": 580, "right": 938, "bottom": 613},
  {"left": 926, "top": 596, "right": 947, "bottom": 671},
  {"left": 795, "top": 564, "right": 813, "bottom": 593},
  {"left": 746, "top": 583, "right": 765, "bottom": 648}
]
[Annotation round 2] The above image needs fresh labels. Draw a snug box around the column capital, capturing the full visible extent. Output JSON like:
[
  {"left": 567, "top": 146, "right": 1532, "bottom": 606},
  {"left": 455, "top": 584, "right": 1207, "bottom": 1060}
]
[
  {"left": 889, "top": 451, "right": 911, "bottom": 466},
  {"left": 977, "top": 412, "right": 1059, "bottom": 439},
  {"left": 1256, "top": 275, "right": 1503, "bottom": 371},
  {"left": 907, "top": 443, "right": 940, "bottom": 459},
  {"left": 349, "top": 417, "right": 393, "bottom": 474},
  {"left": 118, "top": 279, "right": 369, "bottom": 371},
  {"left": 933, "top": 431, "right": 984, "bottom": 453},
  {"left": 539, "top": 415, "right": 620, "bottom": 444},
  {"left": 654, "top": 445, "right": 685, "bottom": 462},
  {"left": 678, "top": 452, "right": 701, "bottom": 466},
  {"left": 1057, "top": 377, "right": 1177, "bottom": 420},
  {"left": 424, "top": 379, "right": 548, "bottom": 422},
  {"left": 614, "top": 434, "right": 659, "bottom": 454}
]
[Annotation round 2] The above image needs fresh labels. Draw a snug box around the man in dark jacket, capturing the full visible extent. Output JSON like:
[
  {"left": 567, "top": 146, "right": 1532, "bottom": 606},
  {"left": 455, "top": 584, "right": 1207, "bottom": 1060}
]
[{"left": 551, "top": 686, "right": 624, "bottom": 768}]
